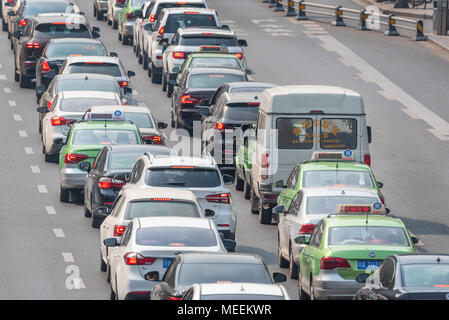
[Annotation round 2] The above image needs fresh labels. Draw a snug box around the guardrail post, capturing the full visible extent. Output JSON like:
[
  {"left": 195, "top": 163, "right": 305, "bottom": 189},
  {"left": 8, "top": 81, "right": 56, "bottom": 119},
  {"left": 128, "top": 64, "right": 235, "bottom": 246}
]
[
  {"left": 384, "top": 14, "right": 399, "bottom": 36},
  {"left": 357, "top": 9, "right": 369, "bottom": 30},
  {"left": 297, "top": 1, "right": 308, "bottom": 20},
  {"left": 274, "top": 0, "right": 285, "bottom": 11},
  {"left": 331, "top": 5, "right": 346, "bottom": 26},
  {"left": 415, "top": 20, "right": 427, "bottom": 41},
  {"left": 286, "top": 0, "right": 297, "bottom": 16},
  {"left": 269, "top": 0, "right": 276, "bottom": 8}
]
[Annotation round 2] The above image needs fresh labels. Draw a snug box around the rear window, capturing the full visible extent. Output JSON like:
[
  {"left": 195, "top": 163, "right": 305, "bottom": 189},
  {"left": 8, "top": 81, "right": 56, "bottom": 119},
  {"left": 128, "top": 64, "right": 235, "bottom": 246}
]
[
  {"left": 189, "top": 73, "right": 245, "bottom": 89},
  {"left": 56, "top": 79, "right": 119, "bottom": 93},
  {"left": 302, "top": 170, "right": 375, "bottom": 188},
  {"left": 124, "top": 112, "right": 152, "bottom": 129},
  {"left": 154, "top": 3, "right": 206, "bottom": 18},
  {"left": 180, "top": 36, "right": 238, "bottom": 47},
  {"left": 66, "top": 63, "right": 123, "bottom": 77},
  {"left": 35, "top": 23, "right": 89, "bottom": 35},
  {"left": 164, "top": 14, "right": 217, "bottom": 33},
  {"left": 306, "top": 196, "right": 379, "bottom": 215},
  {"left": 277, "top": 118, "right": 313, "bottom": 149},
  {"left": 125, "top": 201, "right": 201, "bottom": 220},
  {"left": 146, "top": 168, "right": 221, "bottom": 188},
  {"left": 71, "top": 129, "right": 138, "bottom": 145},
  {"left": 402, "top": 264, "right": 449, "bottom": 288},
  {"left": 23, "top": 2, "right": 73, "bottom": 16},
  {"left": 135, "top": 227, "right": 217, "bottom": 247},
  {"left": 328, "top": 226, "right": 409, "bottom": 246},
  {"left": 59, "top": 98, "right": 118, "bottom": 112},
  {"left": 46, "top": 43, "right": 106, "bottom": 57},
  {"left": 189, "top": 57, "right": 241, "bottom": 69},
  {"left": 224, "top": 104, "right": 259, "bottom": 122},
  {"left": 131, "top": 0, "right": 146, "bottom": 6},
  {"left": 320, "top": 118, "right": 357, "bottom": 150},
  {"left": 109, "top": 152, "right": 146, "bottom": 169}
]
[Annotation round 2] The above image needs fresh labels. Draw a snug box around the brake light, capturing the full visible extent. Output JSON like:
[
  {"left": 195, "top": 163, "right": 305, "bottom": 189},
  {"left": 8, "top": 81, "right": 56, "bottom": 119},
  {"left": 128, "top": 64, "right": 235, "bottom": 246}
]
[
  {"left": 183, "top": 11, "right": 198, "bottom": 14},
  {"left": 113, "top": 225, "right": 126, "bottom": 236},
  {"left": 159, "top": 26, "right": 164, "bottom": 35},
  {"left": 42, "top": 61, "right": 51, "bottom": 73},
  {"left": 214, "top": 122, "right": 225, "bottom": 130},
  {"left": 19, "top": 19, "right": 28, "bottom": 27},
  {"left": 120, "top": 81, "right": 128, "bottom": 88},
  {"left": 64, "top": 153, "right": 88, "bottom": 164},
  {"left": 261, "top": 153, "right": 269, "bottom": 179},
  {"left": 25, "top": 41, "right": 41, "bottom": 49},
  {"left": 180, "top": 95, "right": 199, "bottom": 104},
  {"left": 202, "top": 32, "right": 215, "bottom": 35},
  {"left": 320, "top": 257, "right": 351, "bottom": 270},
  {"left": 51, "top": 116, "right": 68, "bottom": 126},
  {"left": 47, "top": 101, "right": 52, "bottom": 110},
  {"left": 299, "top": 224, "right": 316, "bottom": 234},
  {"left": 234, "top": 53, "right": 243, "bottom": 60},
  {"left": 124, "top": 252, "right": 156, "bottom": 265},
  {"left": 126, "top": 12, "right": 134, "bottom": 20},
  {"left": 142, "top": 135, "right": 162, "bottom": 144},
  {"left": 380, "top": 195, "right": 385, "bottom": 205},
  {"left": 206, "top": 193, "right": 230, "bottom": 204},
  {"left": 149, "top": 14, "right": 156, "bottom": 23},
  {"left": 167, "top": 296, "right": 181, "bottom": 300},
  {"left": 172, "top": 52, "right": 185, "bottom": 59},
  {"left": 364, "top": 154, "right": 371, "bottom": 166},
  {"left": 98, "top": 177, "right": 123, "bottom": 189},
  {"left": 171, "top": 165, "right": 194, "bottom": 169},
  {"left": 151, "top": 198, "right": 172, "bottom": 201},
  {"left": 247, "top": 103, "right": 260, "bottom": 106}
]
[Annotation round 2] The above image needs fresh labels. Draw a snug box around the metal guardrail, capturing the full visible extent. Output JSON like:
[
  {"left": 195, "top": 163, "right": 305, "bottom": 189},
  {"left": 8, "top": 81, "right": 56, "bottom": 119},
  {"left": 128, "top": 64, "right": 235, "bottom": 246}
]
[{"left": 261, "top": 0, "right": 427, "bottom": 41}]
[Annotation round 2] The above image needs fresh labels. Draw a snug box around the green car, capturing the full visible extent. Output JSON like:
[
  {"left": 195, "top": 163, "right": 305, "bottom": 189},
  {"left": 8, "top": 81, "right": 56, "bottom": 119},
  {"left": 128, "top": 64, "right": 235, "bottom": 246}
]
[
  {"left": 117, "top": 0, "right": 147, "bottom": 45},
  {"left": 235, "top": 126, "right": 256, "bottom": 199},
  {"left": 296, "top": 205, "right": 418, "bottom": 300},
  {"left": 58, "top": 119, "right": 143, "bottom": 203},
  {"left": 276, "top": 160, "right": 385, "bottom": 209}
]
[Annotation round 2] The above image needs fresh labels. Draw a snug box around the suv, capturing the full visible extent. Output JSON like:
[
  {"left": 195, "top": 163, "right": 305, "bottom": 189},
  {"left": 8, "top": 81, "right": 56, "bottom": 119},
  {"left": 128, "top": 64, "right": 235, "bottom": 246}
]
[
  {"left": 120, "top": 154, "right": 237, "bottom": 240},
  {"left": 117, "top": 0, "right": 148, "bottom": 45}
]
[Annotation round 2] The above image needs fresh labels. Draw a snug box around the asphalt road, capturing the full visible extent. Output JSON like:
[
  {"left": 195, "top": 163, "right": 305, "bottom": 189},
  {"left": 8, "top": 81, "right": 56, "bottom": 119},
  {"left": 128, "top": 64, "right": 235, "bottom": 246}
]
[{"left": 0, "top": 0, "right": 448, "bottom": 300}]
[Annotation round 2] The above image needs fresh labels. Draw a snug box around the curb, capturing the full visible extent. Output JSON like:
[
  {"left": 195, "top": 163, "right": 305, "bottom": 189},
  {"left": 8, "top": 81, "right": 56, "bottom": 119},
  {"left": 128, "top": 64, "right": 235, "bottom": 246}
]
[
  {"left": 353, "top": 0, "right": 433, "bottom": 20},
  {"left": 428, "top": 34, "right": 449, "bottom": 52}
]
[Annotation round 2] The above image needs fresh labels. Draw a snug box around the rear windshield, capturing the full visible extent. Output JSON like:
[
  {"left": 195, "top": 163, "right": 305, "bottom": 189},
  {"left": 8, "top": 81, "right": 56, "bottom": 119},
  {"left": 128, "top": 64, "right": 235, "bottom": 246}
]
[
  {"left": 164, "top": 14, "right": 217, "bottom": 33},
  {"left": 189, "top": 73, "right": 245, "bottom": 89},
  {"left": 146, "top": 168, "right": 221, "bottom": 188},
  {"left": 23, "top": 2, "right": 73, "bottom": 16},
  {"left": 224, "top": 104, "right": 259, "bottom": 122},
  {"left": 109, "top": 152, "right": 146, "bottom": 169},
  {"left": 35, "top": 23, "right": 89, "bottom": 36},
  {"left": 402, "top": 264, "right": 449, "bottom": 288},
  {"left": 124, "top": 112, "right": 152, "bottom": 128},
  {"left": 71, "top": 129, "right": 138, "bottom": 145},
  {"left": 302, "top": 170, "right": 375, "bottom": 188},
  {"left": 230, "top": 86, "right": 273, "bottom": 93},
  {"left": 154, "top": 3, "right": 206, "bottom": 18},
  {"left": 46, "top": 43, "right": 106, "bottom": 57},
  {"left": 178, "top": 263, "right": 272, "bottom": 286},
  {"left": 59, "top": 98, "right": 118, "bottom": 112},
  {"left": 181, "top": 36, "right": 238, "bottom": 47},
  {"left": 320, "top": 118, "right": 357, "bottom": 150},
  {"left": 131, "top": 0, "right": 146, "bottom": 7},
  {"left": 56, "top": 79, "right": 119, "bottom": 93},
  {"left": 125, "top": 201, "right": 201, "bottom": 220},
  {"left": 135, "top": 227, "right": 217, "bottom": 247},
  {"left": 188, "top": 57, "right": 241, "bottom": 69},
  {"left": 66, "top": 63, "right": 123, "bottom": 77},
  {"left": 277, "top": 118, "right": 313, "bottom": 149},
  {"left": 201, "top": 294, "right": 284, "bottom": 300},
  {"left": 328, "top": 226, "right": 409, "bottom": 246},
  {"left": 306, "top": 196, "right": 378, "bottom": 215}
]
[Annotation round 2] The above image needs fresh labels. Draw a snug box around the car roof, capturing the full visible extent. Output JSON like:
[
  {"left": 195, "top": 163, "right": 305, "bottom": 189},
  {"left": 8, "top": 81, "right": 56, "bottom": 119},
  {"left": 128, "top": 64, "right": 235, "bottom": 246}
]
[
  {"left": 24, "top": 0, "right": 72, "bottom": 4},
  {"left": 32, "top": 13, "right": 87, "bottom": 23},
  {"left": 55, "top": 73, "right": 118, "bottom": 81},
  {"left": 122, "top": 187, "right": 198, "bottom": 202},
  {"left": 180, "top": 253, "right": 263, "bottom": 264},
  {"left": 189, "top": 53, "right": 240, "bottom": 59},
  {"left": 149, "top": 155, "right": 216, "bottom": 167},
  {"left": 105, "top": 144, "right": 170, "bottom": 154},
  {"left": 73, "top": 120, "right": 139, "bottom": 130},
  {"left": 161, "top": 7, "right": 215, "bottom": 15},
  {"left": 199, "top": 283, "right": 284, "bottom": 296},
  {"left": 395, "top": 254, "right": 449, "bottom": 264},
  {"left": 324, "top": 215, "right": 406, "bottom": 228},
  {"left": 57, "top": 91, "right": 119, "bottom": 99},
  {"left": 187, "top": 67, "right": 245, "bottom": 76},
  {"left": 49, "top": 38, "right": 102, "bottom": 44},
  {"left": 65, "top": 56, "right": 120, "bottom": 64},
  {"left": 88, "top": 105, "right": 151, "bottom": 114},
  {"left": 136, "top": 216, "right": 211, "bottom": 229},
  {"left": 299, "top": 161, "right": 372, "bottom": 172},
  {"left": 227, "top": 92, "right": 262, "bottom": 104},
  {"left": 301, "top": 187, "right": 379, "bottom": 197},
  {"left": 155, "top": 0, "right": 206, "bottom": 3},
  {"left": 179, "top": 28, "right": 234, "bottom": 37},
  {"left": 227, "top": 82, "right": 276, "bottom": 90}
]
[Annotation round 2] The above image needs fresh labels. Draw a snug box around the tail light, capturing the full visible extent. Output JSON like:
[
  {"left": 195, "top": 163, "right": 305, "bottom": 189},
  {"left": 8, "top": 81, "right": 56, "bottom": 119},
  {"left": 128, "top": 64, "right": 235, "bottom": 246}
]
[
  {"left": 47, "top": 101, "right": 53, "bottom": 110},
  {"left": 380, "top": 195, "right": 385, "bottom": 205},
  {"left": 98, "top": 177, "right": 123, "bottom": 189},
  {"left": 124, "top": 252, "right": 156, "bottom": 265},
  {"left": 180, "top": 95, "right": 199, "bottom": 104},
  {"left": 234, "top": 53, "right": 243, "bottom": 60},
  {"left": 261, "top": 153, "right": 269, "bottom": 179},
  {"left": 119, "top": 81, "right": 128, "bottom": 88},
  {"left": 149, "top": 14, "right": 156, "bottom": 23},
  {"left": 19, "top": 19, "right": 28, "bottom": 27},
  {"left": 364, "top": 154, "right": 371, "bottom": 166},
  {"left": 320, "top": 257, "right": 351, "bottom": 270},
  {"left": 299, "top": 224, "right": 316, "bottom": 234},
  {"left": 51, "top": 116, "right": 68, "bottom": 126},
  {"left": 142, "top": 135, "right": 162, "bottom": 144},
  {"left": 41, "top": 60, "right": 51, "bottom": 73},
  {"left": 214, "top": 122, "right": 232, "bottom": 131},
  {"left": 64, "top": 153, "right": 88, "bottom": 164},
  {"left": 113, "top": 225, "right": 126, "bottom": 236},
  {"left": 206, "top": 193, "right": 230, "bottom": 204},
  {"left": 25, "top": 41, "right": 41, "bottom": 49},
  {"left": 126, "top": 12, "right": 134, "bottom": 20},
  {"left": 158, "top": 26, "right": 165, "bottom": 35},
  {"left": 156, "top": 56, "right": 162, "bottom": 60},
  {"left": 167, "top": 296, "right": 181, "bottom": 300},
  {"left": 172, "top": 52, "right": 185, "bottom": 59}
]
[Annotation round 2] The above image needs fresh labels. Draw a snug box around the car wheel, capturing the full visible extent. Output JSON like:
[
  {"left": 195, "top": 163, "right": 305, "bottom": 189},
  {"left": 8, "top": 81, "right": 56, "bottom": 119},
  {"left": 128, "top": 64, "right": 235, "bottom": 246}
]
[
  {"left": 100, "top": 253, "right": 107, "bottom": 272},
  {"left": 170, "top": 112, "right": 175, "bottom": 128},
  {"left": 258, "top": 200, "right": 272, "bottom": 224},
  {"left": 122, "top": 35, "right": 129, "bottom": 45},
  {"left": 297, "top": 272, "right": 310, "bottom": 300},
  {"left": 235, "top": 172, "right": 244, "bottom": 191},
  {"left": 138, "top": 52, "right": 143, "bottom": 64},
  {"left": 113, "top": 20, "right": 118, "bottom": 30},
  {"left": 167, "top": 83, "right": 173, "bottom": 97},
  {"left": 162, "top": 74, "right": 167, "bottom": 92},
  {"left": 19, "top": 71, "right": 31, "bottom": 88},
  {"left": 44, "top": 152, "right": 56, "bottom": 163},
  {"left": 278, "top": 236, "right": 289, "bottom": 268},
  {"left": 289, "top": 247, "right": 299, "bottom": 279},
  {"left": 92, "top": 214, "right": 102, "bottom": 229},
  {"left": 151, "top": 65, "right": 161, "bottom": 84},
  {"left": 93, "top": 5, "right": 97, "bottom": 17},
  {"left": 250, "top": 188, "right": 259, "bottom": 214},
  {"left": 118, "top": 32, "right": 122, "bottom": 42},
  {"left": 97, "top": 11, "right": 104, "bottom": 21},
  {"left": 106, "top": 263, "right": 111, "bottom": 283},
  {"left": 243, "top": 177, "right": 251, "bottom": 200},
  {"left": 107, "top": 18, "right": 112, "bottom": 26},
  {"left": 147, "top": 61, "right": 152, "bottom": 77},
  {"left": 2, "top": 19, "right": 8, "bottom": 32},
  {"left": 109, "top": 286, "right": 116, "bottom": 300},
  {"left": 60, "top": 187, "right": 70, "bottom": 203},
  {"left": 70, "top": 189, "right": 83, "bottom": 203},
  {"left": 310, "top": 279, "right": 317, "bottom": 300},
  {"left": 143, "top": 51, "right": 148, "bottom": 70},
  {"left": 14, "top": 66, "right": 19, "bottom": 82},
  {"left": 84, "top": 199, "right": 91, "bottom": 217}
]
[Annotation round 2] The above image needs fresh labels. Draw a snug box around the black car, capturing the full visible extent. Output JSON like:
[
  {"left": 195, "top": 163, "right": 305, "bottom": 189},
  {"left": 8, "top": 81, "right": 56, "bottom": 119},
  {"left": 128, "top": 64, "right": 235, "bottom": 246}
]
[
  {"left": 354, "top": 254, "right": 449, "bottom": 300},
  {"left": 170, "top": 67, "right": 247, "bottom": 130},
  {"left": 83, "top": 145, "right": 171, "bottom": 228},
  {"left": 150, "top": 253, "right": 287, "bottom": 300},
  {"left": 12, "top": 13, "right": 100, "bottom": 88},
  {"left": 36, "top": 38, "right": 110, "bottom": 89}
]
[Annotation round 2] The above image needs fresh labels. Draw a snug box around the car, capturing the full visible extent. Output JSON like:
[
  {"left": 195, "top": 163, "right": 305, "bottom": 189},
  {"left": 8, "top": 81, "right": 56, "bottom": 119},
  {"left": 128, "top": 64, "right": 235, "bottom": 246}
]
[
  {"left": 200, "top": 91, "right": 261, "bottom": 172},
  {"left": 208, "top": 82, "right": 276, "bottom": 109},
  {"left": 58, "top": 113, "right": 143, "bottom": 203},
  {"left": 146, "top": 7, "right": 221, "bottom": 84},
  {"left": 121, "top": 154, "right": 237, "bottom": 240},
  {"left": 117, "top": 0, "right": 148, "bottom": 45},
  {"left": 59, "top": 56, "right": 135, "bottom": 89},
  {"left": 170, "top": 68, "right": 247, "bottom": 129},
  {"left": 38, "top": 91, "right": 122, "bottom": 162},
  {"left": 83, "top": 105, "right": 168, "bottom": 145},
  {"left": 12, "top": 13, "right": 99, "bottom": 88},
  {"left": 83, "top": 144, "right": 171, "bottom": 227},
  {"left": 132, "top": 0, "right": 151, "bottom": 54},
  {"left": 296, "top": 204, "right": 418, "bottom": 300},
  {"left": 36, "top": 38, "right": 109, "bottom": 89},
  {"left": 2, "top": 0, "right": 21, "bottom": 33},
  {"left": 354, "top": 254, "right": 449, "bottom": 300},
  {"left": 104, "top": 217, "right": 235, "bottom": 300},
  {"left": 273, "top": 187, "right": 385, "bottom": 280},
  {"left": 93, "top": 0, "right": 109, "bottom": 21},
  {"left": 182, "top": 283, "right": 291, "bottom": 300},
  {"left": 162, "top": 28, "right": 249, "bottom": 96},
  {"left": 35, "top": 73, "right": 132, "bottom": 134},
  {"left": 275, "top": 153, "right": 385, "bottom": 210},
  {"left": 106, "top": 0, "right": 123, "bottom": 29},
  {"left": 150, "top": 252, "right": 287, "bottom": 300},
  {"left": 235, "top": 124, "right": 255, "bottom": 199},
  {"left": 99, "top": 188, "right": 212, "bottom": 272},
  {"left": 136, "top": 0, "right": 208, "bottom": 70}
]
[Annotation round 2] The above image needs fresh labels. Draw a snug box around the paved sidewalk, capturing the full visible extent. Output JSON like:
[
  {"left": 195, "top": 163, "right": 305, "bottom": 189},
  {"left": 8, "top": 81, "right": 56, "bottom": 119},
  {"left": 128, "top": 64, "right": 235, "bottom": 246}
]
[{"left": 354, "top": 0, "right": 434, "bottom": 19}]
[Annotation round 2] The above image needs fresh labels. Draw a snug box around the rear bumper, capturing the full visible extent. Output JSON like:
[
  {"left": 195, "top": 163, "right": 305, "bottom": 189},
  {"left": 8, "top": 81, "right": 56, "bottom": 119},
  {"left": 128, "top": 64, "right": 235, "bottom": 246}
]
[
  {"left": 313, "top": 272, "right": 364, "bottom": 300},
  {"left": 121, "top": 21, "right": 134, "bottom": 37},
  {"left": 119, "top": 276, "right": 158, "bottom": 300},
  {"left": 60, "top": 168, "right": 87, "bottom": 189}
]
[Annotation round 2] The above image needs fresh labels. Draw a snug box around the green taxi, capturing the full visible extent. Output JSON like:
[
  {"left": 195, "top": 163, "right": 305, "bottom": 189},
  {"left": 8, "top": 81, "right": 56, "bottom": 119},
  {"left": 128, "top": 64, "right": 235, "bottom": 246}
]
[
  {"left": 58, "top": 118, "right": 142, "bottom": 203},
  {"left": 296, "top": 204, "right": 418, "bottom": 300},
  {"left": 235, "top": 126, "right": 256, "bottom": 199}
]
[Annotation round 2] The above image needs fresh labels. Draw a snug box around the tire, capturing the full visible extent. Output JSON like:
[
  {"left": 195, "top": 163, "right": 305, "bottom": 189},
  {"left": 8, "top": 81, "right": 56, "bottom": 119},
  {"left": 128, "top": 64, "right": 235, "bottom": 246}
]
[
  {"left": 170, "top": 112, "right": 175, "bottom": 128},
  {"left": 84, "top": 199, "right": 91, "bottom": 217},
  {"left": 151, "top": 65, "right": 162, "bottom": 84},
  {"left": 109, "top": 286, "right": 116, "bottom": 300},
  {"left": 138, "top": 52, "right": 143, "bottom": 64},
  {"left": 310, "top": 279, "right": 317, "bottom": 300},
  {"left": 118, "top": 32, "right": 122, "bottom": 42},
  {"left": 39, "top": 119, "right": 42, "bottom": 133},
  {"left": 14, "top": 66, "right": 19, "bottom": 82},
  {"left": 60, "top": 187, "right": 70, "bottom": 203},
  {"left": 2, "top": 19, "right": 7, "bottom": 32},
  {"left": 70, "top": 189, "right": 83, "bottom": 204},
  {"left": 93, "top": 5, "right": 97, "bottom": 17},
  {"left": 97, "top": 11, "right": 104, "bottom": 21},
  {"left": 167, "top": 82, "right": 173, "bottom": 97},
  {"left": 289, "top": 247, "right": 299, "bottom": 279},
  {"left": 235, "top": 173, "right": 244, "bottom": 191},
  {"left": 92, "top": 214, "right": 102, "bottom": 228},
  {"left": 278, "top": 236, "right": 289, "bottom": 268},
  {"left": 106, "top": 264, "right": 111, "bottom": 283},
  {"left": 122, "top": 35, "right": 129, "bottom": 46},
  {"left": 143, "top": 52, "right": 148, "bottom": 70},
  {"left": 44, "top": 152, "right": 56, "bottom": 163},
  {"left": 107, "top": 19, "right": 112, "bottom": 26},
  {"left": 162, "top": 74, "right": 167, "bottom": 92},
  {"left": 147, "top": 61, "right": 152, "bottom": 77},
  {"left": 258, "top": 200, "right": 272, "bottom": 224},
  {"left": 298, "top": 272, "right": 310, "bottom": 300},
  {"left": 133, "top": 43, "right": 136, "bottom": 53},
  {"left": 100, "top": 253, "right": 107, "bottom": 272},
  {"left": 19, "top": 71, "right": 31, "bottom": 89},
  {"left": 243, "top": 177, "right": 251, "bottom": 199},
  {"left": 113, "top": 20, "right": 118, "bottom": 30},
  {"left": 250, "top": 187, "right": 259, "bottom": 214}
]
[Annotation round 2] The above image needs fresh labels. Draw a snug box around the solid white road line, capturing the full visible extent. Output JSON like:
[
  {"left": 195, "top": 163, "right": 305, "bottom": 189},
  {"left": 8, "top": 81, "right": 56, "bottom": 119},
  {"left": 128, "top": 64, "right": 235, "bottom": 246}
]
[
  {"left": 31, "top": 165, "right": 40, "bottom": 173},
  {"left": 24, "top": 147, "right": 34, "bottom": 154},
  {"left": 62, "top": 253, "right": 75, "bottom": 263},
  {"left": 45, "top": 206, "right": 56, "bottom": 215},
  {"left": 37, "top": 185, "right": 48, "bottom": 193},
  {"left": 18, "top": 130, "right": 28, "bottom": 137},
  {"left": 53, "top": 228, "right": 65, "bottom": 238}
]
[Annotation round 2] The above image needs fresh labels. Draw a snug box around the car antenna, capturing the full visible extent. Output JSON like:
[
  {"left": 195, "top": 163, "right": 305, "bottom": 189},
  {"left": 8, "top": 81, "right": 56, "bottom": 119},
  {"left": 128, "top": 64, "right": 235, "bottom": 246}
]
[
  {"left": 437, "top": 257, "right": 441, "bottom": 264},
  {"left": 84, "top": 75, "right": 88, "bottom": 81}
]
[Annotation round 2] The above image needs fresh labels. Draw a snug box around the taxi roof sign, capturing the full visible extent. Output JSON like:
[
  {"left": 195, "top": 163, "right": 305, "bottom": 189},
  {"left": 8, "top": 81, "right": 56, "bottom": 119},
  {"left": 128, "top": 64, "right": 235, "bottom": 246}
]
[
  {"left": 84, "top": 110, "right": 125, "bottom": 121},
  {"left": 199, "top": 45, "right": 229, "bottom": 53},
  {"left": 336, "top": 203, "right": 386, "bottom": 216},
  {"left": 311, "top": 151, "right": 355, "bottom": 161}
]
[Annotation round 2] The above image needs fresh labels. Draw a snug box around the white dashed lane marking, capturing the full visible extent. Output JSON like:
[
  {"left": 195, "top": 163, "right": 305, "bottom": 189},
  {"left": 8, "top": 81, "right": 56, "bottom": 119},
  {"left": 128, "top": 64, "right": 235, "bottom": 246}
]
[
  {"left": 18, "top": 130, "right": 28, "bottom": 137},
  {"left": 24, "top": 147, "right": 34, "bottom": 154},
  {"left": 62, "top": 253, "right": 75, "bottom": 263},
  {"left": 53, "top": 228, "right": 65, "bottom": 238},
  {"left": 37, "top": 185, "right": 48, "bottom": 193},
  {"left": 3, "top": 87, "right": 11, "bottom": 94},
  {"left": 0, "top": 74, "right": 7, "bottom": 80},
  {"left": 31, "top": 165, "right": 41, "bottom": 173},
  {"left": 9, "top": 100, "right": 16, "bottom": 107},
  {"left": 45, "top": 206, "right": 56, "bottom": 215},
  {"left": 13, "top": 114, "right": 22, "bottom": 121}
]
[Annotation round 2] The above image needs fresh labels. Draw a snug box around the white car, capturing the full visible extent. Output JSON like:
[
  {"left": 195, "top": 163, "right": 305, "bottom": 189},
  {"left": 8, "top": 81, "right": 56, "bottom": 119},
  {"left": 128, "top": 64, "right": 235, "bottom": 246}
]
[
  {"left": 2, "top": 0, "right": 21, "bottom": 32},
  {"left": 132, "top": 0, "right": 152, "bottom": 56},
  {"left": 104, "top": 216, "right": 235, "bottom": 300},
  {"left": 121, "top": 154, "right": 237, "bottom": 240},
  {"left": 182, "top": 282, "right": 291, "bottom": 300},
  {"left": 107, "top": 0, "right": 123, "bottom": 29},
  {"left": 38, "top": 91, "right": 121, "bottom": 162}
]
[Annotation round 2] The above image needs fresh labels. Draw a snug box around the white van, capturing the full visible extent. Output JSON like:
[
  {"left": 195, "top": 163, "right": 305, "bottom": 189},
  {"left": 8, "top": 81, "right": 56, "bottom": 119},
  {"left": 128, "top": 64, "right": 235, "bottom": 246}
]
[{"left": 250, "top": 85, "right": 372, "bottom": 224}]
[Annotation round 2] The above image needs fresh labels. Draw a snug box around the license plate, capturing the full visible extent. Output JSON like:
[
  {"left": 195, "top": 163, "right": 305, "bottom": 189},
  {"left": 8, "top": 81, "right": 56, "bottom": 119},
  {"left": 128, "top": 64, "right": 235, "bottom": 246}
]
[
  {"left": 163, "top": 258, "right": 173, "bottom": 268},
  {"left": 357, "top": 260, "right": 382, "bottom": 270}
]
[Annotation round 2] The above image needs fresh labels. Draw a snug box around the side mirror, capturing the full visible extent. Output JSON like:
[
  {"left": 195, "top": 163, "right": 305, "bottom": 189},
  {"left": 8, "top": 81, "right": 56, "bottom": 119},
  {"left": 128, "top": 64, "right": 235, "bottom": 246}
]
[
  {"left": 36, "top": 106, "right": 48, "bottom": 113},
  {"left": 386, "top": 208, "right": 391, "bottom": 214},
  {"left": 204, "top": 209, "right": 215, "bottom": 217},
  {"left": 7, "top": 11, "right": 15, "bottom": 17},
  {"left": 356, "top": 273, "right": 370, "bottom": 284},
  {"left": 103, "top": 238, "right": 118, "bottom": 247},
  {"left": 222, "top": 174, "right": 234, "bottom": 185},
  {"left": 157, "top": 122, "right": 168, "bottom": 129},
  {"left": 172, "top": 67, "right": 180, "bottom": 73},
  {"left": 272, "top": 205, "right": 286, "bottom": 215},
  {"left": 109, "top": 52, "right": 118, "bottom": 57},
  {"left": 272, "top": 272, "right": 287, "bottom": 283},
  {"left": 4, "top": 2, "right": 12, "bottom": 7},
  {"left": 274, "top": 180, "right": 286, "bottom": 188},
  {"left": 221, "top": 24, "right": 230, "bottom": 30},
  {"left": 367, "top": 126, "right": 372, "bottom": 144},
  {"left": 123, "top": 87, "right": 132, "bottom": 95},
  {"left": 377, "top": 181, "right": 383, "bottom": 188},
  {"left": 294, "top": 235, "right": 308, "bottom": 245},
  {"left": 127, "top": 70, "right": 135, "bottom": 78},
  {"left": 223, "top": 239, "right": 236, "bottom": 252},
  {"left": 145, "top": 271, "right": 159, "bottom": 281},
  {"left": 53, "top": 138, "right": 64, "bottom": 145},
  {"left": 35, "top": 85, "right": 45, "bottom": 95},
  {"left": 12, "top": 30, "right": 20, "bottom": 38},
  {"left": 238, "top": 39, "right": 248, "bottom": 47},
  {"left": 411, "top": 236, "right": 420, "bottom": 245},
  {"left": 92, "top": 26, "right": 100, "bottom": 33},
  {"left": 92, "top": 31, "right": 100, "bottom": 39},
  {"left": 134, "top": 10, "right": 143, "bottom": 18},
  {"left": 245, "top": 69, "right": 253, "bottom": 75},
  {"left": 79, "top": 161, "right": 91, "bottom": 172},
  {"left": 168, "top": 79, "right": 177, "bottom": 87}
]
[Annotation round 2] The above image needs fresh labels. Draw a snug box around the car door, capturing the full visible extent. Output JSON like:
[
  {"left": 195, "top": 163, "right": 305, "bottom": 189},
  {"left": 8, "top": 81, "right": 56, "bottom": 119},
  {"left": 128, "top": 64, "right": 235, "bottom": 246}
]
[
  {"left": 279, "top": 190, "right": 299, "bottom": 259},
  {"left": 371, "top": 257, "right": 396, "bottom": 300},
  {"left": 286, "top": 191, "right": 303, "bottom": 251},
  {"left": 301, "top": 220, "right": 324, "bottom": 293},
  {"left": 15, "top": 18, "right": 32, "bottom": 67},
  {"left": 150, "top": 11, "right": 164, "bottom": 58},
  {"left": 42, "top": 95, "right": 58, "bottom": 150},
  {"left": 87, "top": 148, "right": 108, "bottom": 210},
  {"left": 101, "top": 194, "right": 124, "bottom": 261},
  {"left": 278, "top": 166, "right": 299, "bottom": 208},
  {"left": 111, "top": 221, "right": 133, "bottom": 287}
]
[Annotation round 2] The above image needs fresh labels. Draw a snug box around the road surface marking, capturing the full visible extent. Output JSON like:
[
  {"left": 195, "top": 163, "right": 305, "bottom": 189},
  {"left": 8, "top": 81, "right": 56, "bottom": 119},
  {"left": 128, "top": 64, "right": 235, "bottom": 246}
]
[
  {"left": 13, "top": 114, "right": 22, "bottom": 121},
  {"left": 62, "top": 253, "right": 75, "bottom": 263},
  {"left": 0, "top": 74, "right": 7, "bottom": 80},
  {"left": 45, "top": 206, "right": 56, "bottom": 215},
  {"left": 8, "top": 100, "right": 16, "bottom": 107},
  {"left": 356, "top": 72, "right": 373, "bottom": 83},
  {"left": 377, "top": 90, "right": 396, "bottom": 101},
  {"left": 31, "top": 165, "right": 40, "bottom": 173},
  {"left": 18, "top": 130, "right": 28, "bottom": 137},
  {"left": 38, "top": 185, "right": 48, "bottom": 193},
  {"left": 53, "top": 228, "right": 65, "bottom": 238},
  {"left": 303, "top": 30, "right": 328, "bottom": 36},
  {"left": 251, "top": 19, "right": 278, "bottom": 24},
  {"left": 24, "top": 147, "right": 34, "bottom": 154},
  {"left": 338, "top": 57, "right": 353, "bottom": 67},
  {"left": 428, "top": 128, "right": 449, "bottom": 141},
  {"left": 401, "top": 108, "right": 421, "bottom": 120},
  {"left": 4, "top": 87, "right": 11, "bottom": 94},
  {"left": 320, "top": 43, "right": 335, "bottom": 52}
]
